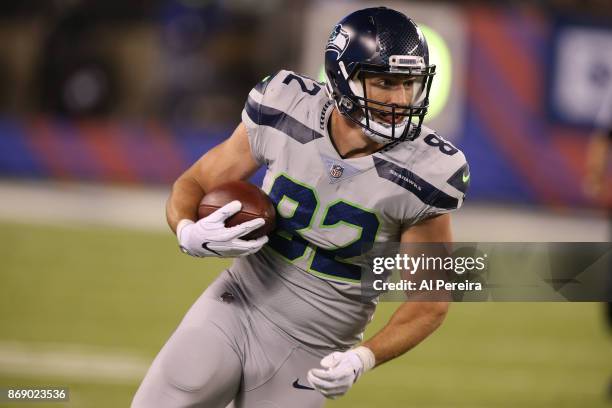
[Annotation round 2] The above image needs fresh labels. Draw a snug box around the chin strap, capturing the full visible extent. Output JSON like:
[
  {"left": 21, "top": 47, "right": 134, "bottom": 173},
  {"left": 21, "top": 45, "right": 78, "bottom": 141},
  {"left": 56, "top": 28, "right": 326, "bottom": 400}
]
[{"left": 362, "top": 116, "right": 410, "bottom": 144}]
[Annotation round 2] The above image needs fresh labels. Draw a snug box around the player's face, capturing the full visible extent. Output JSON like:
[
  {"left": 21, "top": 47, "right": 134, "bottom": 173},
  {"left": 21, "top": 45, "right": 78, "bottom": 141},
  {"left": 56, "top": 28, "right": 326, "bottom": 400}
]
[{"left": 363, "top": 73, "right": 416, "bottom": 125}]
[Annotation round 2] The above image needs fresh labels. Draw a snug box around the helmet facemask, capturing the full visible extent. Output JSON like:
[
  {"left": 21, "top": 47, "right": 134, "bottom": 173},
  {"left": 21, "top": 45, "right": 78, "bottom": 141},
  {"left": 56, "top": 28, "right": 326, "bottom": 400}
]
[{"left": 336, "top": 59, "right": 435, "bottom": 144}]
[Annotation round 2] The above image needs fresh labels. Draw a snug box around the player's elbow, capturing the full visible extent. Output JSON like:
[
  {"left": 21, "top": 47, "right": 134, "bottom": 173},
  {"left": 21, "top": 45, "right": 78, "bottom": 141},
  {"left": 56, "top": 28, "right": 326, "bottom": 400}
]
[
  {"left": 434, "top": 301, "right": 450, "bottom": 317},
  {"left": 423, "top": 301, "right": 450, "bottom": 327}
]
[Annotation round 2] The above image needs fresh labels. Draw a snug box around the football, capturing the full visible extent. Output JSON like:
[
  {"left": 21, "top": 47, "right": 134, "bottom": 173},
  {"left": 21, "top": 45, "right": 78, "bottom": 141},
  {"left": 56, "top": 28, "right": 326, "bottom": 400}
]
[{"left": 198, "top": 180, "right": 276, "bottom": 240}]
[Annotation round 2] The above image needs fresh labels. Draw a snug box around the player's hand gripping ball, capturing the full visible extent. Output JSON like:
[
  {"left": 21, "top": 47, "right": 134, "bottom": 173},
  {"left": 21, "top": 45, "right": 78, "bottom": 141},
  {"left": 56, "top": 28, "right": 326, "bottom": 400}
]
[
  {"left": 177, "top": 181, "right": 276, "bottom": 258},
  {"left": 198, "top": 181, "right": 276, "bottom": 239}
]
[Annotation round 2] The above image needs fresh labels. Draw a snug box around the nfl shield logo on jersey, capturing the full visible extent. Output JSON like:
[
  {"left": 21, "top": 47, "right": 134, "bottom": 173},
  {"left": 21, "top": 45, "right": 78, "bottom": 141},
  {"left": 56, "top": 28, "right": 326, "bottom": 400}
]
[{"left": 330, "top": 164, "right": 344, "bottom": 178}]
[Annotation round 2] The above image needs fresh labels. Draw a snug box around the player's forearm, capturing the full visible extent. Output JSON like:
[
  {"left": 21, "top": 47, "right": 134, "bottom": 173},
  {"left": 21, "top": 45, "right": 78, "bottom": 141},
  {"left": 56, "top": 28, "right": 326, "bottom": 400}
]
[
  {"left": 362, "top": 301, "right": 449, "bottom": 366},
  {"left": 166, "top": 176, "right": 205, "bottom": 234}
]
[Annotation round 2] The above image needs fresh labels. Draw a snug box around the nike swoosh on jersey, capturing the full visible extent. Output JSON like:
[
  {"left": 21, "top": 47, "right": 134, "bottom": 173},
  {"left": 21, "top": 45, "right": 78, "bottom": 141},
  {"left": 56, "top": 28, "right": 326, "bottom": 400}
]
[
  {"left": 292, "top": 379, "right": 315, "bottom": 390},
  {"left": 445, "top": 162, "right": 470, "bottom": 194}
]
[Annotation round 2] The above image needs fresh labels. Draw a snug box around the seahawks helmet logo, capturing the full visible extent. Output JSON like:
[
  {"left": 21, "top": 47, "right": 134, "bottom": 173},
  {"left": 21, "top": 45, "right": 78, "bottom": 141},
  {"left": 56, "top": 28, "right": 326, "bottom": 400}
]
[{"left": 326, "top": 24, "right": 351, "bottom": 60}]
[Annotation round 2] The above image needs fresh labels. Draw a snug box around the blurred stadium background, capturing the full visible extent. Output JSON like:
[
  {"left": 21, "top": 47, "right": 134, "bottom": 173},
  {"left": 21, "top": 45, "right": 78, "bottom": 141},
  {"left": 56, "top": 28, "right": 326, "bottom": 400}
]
[{"left": 0, "top": 0, "right": 610, "bottom": 407}]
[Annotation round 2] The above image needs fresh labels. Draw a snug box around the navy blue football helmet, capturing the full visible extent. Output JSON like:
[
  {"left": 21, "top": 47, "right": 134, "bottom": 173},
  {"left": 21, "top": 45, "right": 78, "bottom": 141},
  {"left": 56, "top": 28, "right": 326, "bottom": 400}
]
[{"left": 324, "top": 7, "right": 435, "bottom": 143}]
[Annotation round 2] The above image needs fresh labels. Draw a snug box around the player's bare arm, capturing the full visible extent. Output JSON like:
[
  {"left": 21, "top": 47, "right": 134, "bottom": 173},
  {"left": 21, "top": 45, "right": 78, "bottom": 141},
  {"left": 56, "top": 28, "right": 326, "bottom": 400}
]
[
  {"left": 166, "top": 122, "right": 259, "bottom": 233},
  {"left": 165, "top": 123, "right": 267, "bottom": 258},
  {"left": 308, "top": 215, "right": 452, "bottom": 399},
  {"left": 361, "top": 214, "right": 452, "bottom": 365}
]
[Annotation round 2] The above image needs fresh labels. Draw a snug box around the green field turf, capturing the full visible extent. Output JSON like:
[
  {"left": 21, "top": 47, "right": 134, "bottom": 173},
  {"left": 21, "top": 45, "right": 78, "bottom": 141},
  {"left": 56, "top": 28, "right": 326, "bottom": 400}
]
[{"left": 0, "top": 221, "right": 610, "bottom": 407}]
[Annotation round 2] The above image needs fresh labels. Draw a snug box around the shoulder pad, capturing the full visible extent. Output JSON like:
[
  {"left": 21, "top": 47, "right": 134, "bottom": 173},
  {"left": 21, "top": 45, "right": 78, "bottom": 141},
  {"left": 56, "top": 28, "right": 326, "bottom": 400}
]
[
  {"left": 251, "top": 70, "right": 325, "bottom": 112},
  {"left": 379, "top": 129, "right": 469, "bottom": 210}
]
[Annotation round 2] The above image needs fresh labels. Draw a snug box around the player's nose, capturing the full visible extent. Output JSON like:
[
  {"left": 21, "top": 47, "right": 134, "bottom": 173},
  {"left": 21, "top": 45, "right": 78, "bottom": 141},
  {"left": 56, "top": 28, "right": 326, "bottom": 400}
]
[{"left": 389, "top": 87, "right": 412, "bottom": 107}]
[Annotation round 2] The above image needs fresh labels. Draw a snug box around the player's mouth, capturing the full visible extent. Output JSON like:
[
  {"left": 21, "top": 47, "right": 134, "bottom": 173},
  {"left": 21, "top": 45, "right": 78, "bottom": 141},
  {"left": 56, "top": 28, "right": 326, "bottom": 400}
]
[
  {"left": 372, "top": 111, "right": 408, "bottom": 126},
  {"left": 380, "top": 113, "right": 394, "bottom": 124}
]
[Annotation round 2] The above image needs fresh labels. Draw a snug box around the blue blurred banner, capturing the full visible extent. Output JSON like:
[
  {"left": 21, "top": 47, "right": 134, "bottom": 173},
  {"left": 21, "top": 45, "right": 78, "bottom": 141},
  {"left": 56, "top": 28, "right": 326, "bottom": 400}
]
[
  {"left": 0, "top": 118, "right": 264, "bottom": 186},
  {"left": 548, "top": 17, "right": 612, "bottom": 127},
  {"left": 0, "top": 4, "right": 609, "bottom": 209}
]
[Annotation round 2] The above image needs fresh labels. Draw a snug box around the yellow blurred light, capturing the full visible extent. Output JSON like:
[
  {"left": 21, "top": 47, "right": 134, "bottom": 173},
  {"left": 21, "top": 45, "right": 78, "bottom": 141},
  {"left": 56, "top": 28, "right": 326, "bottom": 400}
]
[{"left": 419, "top": 24, "right": 452, "bottom": 122}]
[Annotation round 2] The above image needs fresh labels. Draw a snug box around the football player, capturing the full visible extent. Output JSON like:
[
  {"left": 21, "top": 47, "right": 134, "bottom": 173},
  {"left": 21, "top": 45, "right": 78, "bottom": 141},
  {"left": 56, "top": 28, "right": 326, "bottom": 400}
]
[{"left": 133, "top": 7, "right": 469, "bottom": 407}]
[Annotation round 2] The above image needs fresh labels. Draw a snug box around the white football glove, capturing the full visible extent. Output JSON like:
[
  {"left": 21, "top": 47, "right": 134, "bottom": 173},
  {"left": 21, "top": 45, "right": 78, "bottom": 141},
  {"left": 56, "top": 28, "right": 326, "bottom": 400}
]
[
  {"left": 177, "top": 200, "right": 268, "bottom": 258},
  {"left": 307, "top": 346, "right": 376, "bottom": 399}
]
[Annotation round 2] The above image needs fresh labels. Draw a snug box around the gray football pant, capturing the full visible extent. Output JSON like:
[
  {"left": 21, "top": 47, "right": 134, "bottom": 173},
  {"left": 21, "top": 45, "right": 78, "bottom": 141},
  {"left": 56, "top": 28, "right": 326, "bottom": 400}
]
[{"left": 132, "top": 271, "right": 328, "bottom": 408}]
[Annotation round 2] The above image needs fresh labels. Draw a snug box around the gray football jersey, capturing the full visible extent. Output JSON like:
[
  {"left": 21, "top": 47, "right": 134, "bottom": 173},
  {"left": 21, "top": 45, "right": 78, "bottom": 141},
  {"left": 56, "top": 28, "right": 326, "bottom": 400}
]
[{"left": 229, "top": 70, "right": 469, "bottom": 349}]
